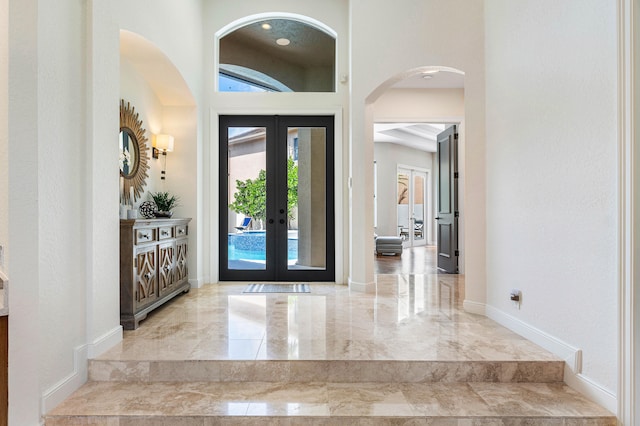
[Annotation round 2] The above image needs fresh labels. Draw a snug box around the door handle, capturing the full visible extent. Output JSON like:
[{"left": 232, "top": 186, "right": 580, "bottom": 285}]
[
  {"left": 279, "top": 219, "right": 285, "bottom": 224},
  {"left": 268, "top": 219, "right": 274, "bottom": 224},
  {"left": 435, "top": 217, "right": 441, "bottom": 220},
  {"left": 279, "top": 209, "right": 285, "bottom": 214}
]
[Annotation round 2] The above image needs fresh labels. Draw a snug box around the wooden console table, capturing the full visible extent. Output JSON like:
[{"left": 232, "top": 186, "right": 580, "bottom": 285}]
[{"left": 120, "top": 218, "right": 191, "bottom": 330}]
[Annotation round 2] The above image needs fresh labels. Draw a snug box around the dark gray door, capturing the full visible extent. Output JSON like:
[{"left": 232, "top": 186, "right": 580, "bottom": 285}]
[
  {"left": 436, "top": 125, "right": 458, "bottom": 273},
  {"left": 219, "top": 115, "right": 335, "bottom": 282}
]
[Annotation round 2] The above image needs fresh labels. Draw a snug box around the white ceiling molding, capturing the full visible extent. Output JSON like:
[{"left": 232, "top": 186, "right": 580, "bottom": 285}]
[{"left": 374, "top": 123, "right": 446, "bottom": 152}]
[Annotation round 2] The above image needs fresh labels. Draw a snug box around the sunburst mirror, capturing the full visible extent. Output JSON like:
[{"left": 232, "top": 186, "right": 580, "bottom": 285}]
[{"left": 119, "top": 99, "right": 149, "bottom": 205}]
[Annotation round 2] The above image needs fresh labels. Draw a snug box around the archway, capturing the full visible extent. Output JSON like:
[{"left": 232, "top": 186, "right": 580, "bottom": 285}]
[
  {"left": 364, "top": 66, "right": 467, "bottom": 277},
  {"left": 119, "top": 30, "right": 200, "bottom": 285}
]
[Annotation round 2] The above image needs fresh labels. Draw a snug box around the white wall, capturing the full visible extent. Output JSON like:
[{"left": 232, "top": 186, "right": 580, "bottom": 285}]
[
  {"left": 350, "top": 0, "right": 485, "bottom": 297},
  {"left": 161, "top": 105, "right": 200, "bottom": 286},
  {"left": 120, "top": 57, "right": 164, "bottom": 202},
  {"left": 0, "top": 0, "right": 7, "bottom": 271},
  {"left": 485, "top": 0, "right": 617, "bottom": 407},
  {"left": 374, "top": 143, "right": 433, "bottom": 239},
  {"left": 7, "top": 0, "right": 89, "bottom": 422},
  {"left": 374, "top": 89, "right": 464, "bottom": 120}
]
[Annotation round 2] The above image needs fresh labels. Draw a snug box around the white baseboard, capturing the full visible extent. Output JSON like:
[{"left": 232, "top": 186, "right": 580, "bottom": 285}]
[
  {"left": 564, "top": 369, "right": 617, "bottom": 415},
  {"left": 87, "top": 325, "right": 122, "bottom": 358},
  {"left": 42, "top": 326, "right": 123, "bottom": 415},
  {"left": 349, "top": 278, "right": 376, "bottom": 293},
  {"left": 485, "top": 304, "right": 617, "bottom": 413},
  {"left": 189, "top": 277, "right": 204, "bottom": 288},
  {"left": 41, "top": 344, "right": 88, "bottom": 415},
  {"left": 463, "top": 299, "right": 486, "bottom": 315},
  {"left": 485, "top": 304, "right": 581, "bottom": 373}
]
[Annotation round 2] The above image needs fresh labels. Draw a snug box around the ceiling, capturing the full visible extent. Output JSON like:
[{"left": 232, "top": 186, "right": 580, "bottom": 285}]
[
  {"left": 223, "top": 19, "right": 334, "bottom": 68},
  {"left": 374, "top": 71, "right": 464, "bottom": 152},
  {"left": 374, "top": 123, "right": 447, "bottom": 153}
]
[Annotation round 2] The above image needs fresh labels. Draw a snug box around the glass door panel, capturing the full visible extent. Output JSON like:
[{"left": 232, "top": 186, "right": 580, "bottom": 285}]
[
  {"left": 398, "top": 168, "right": 427, "bottom": 248},
  {"left": 412, "top": 172, "right": 426, "bottom": 244},
  {"left": 286, "top": 127, "right": 327, "bottom": 271},
  {"left": 397, "top": 171, "right": 410, "bottom": 240},
  {"left": 227, "top": 127, "right": 267, "bottom": 271}
]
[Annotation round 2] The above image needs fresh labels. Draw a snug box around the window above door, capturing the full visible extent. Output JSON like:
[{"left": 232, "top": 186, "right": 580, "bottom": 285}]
[{"left": 218, "top": 18, "right": 336, "bottom": 93}]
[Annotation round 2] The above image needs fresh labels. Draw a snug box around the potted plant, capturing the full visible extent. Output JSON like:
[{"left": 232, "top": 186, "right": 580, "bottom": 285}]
[{"left": 150, "top": 192, "right": 180, "bottom": 218}]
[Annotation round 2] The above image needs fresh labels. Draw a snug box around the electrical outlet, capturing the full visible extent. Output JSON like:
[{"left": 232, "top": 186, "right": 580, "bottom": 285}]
[{"left": 510, "top": 289, "right": 522, "bottom": 309}]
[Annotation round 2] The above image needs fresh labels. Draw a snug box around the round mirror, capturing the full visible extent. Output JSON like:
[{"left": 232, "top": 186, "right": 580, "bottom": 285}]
[
  {"left": 120, "top": 100, "right": 150, "bottom": 205},
  {"left": 119, "top": 128, "right": 139, "bottom": 178}
]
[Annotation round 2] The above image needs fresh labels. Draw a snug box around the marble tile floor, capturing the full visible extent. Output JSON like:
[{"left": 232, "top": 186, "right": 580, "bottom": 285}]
[
  {"left": 47, "top": 381, "right": 614, "bottom": 425},
  {"left": 46, "top": 275, "right": 616, "bottom": 424}
]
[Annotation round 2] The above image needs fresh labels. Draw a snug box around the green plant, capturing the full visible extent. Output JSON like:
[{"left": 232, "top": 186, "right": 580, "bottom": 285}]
[
  {"left": 150, "top": 192, "right": 180, "bottom": 212},
  {"left": 229, "top": 169, "right": 267, "bottom": 223},
  {"left": 229, "top": 158, "right": 298, "bottom": 224}
]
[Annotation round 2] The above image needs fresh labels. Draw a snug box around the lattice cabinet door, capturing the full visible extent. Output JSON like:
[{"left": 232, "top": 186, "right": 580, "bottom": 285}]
[
  {"left": 175, "top": 239, "right": 188, "bottom": 284},
  {"left": 158, "top": 241, "right": 176, "bottom": 297},
  {"left": 134, "top": 245, "right": 158, "bottom": 310}
]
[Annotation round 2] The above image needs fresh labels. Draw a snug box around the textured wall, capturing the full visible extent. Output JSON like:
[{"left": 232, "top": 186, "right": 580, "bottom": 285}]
[
  {"left": 485, "top": 0, "right": 617, "bottom": 394},
  {"left": 0, "top": 0, "right": 7, "bottom": 272}
]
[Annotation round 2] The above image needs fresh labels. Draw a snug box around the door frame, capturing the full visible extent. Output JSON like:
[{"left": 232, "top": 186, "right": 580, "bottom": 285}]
[
  {"left": 218, "top": 114, "right": 335, "bottom": 282},
  {"left": 210, "top": 107, "right": 344, "bottom": 284}
]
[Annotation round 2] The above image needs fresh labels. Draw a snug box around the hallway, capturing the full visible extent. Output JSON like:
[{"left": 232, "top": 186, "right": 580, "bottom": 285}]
[{"left": 46, "top": 274, "right": 614, "bottom": 424}]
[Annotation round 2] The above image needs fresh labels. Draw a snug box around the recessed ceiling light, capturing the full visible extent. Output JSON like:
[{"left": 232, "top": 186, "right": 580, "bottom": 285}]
[
  {"left": 261, "top": 23, "right": 272, "bottom": 30},
  {"left": 422, "top": 74, "right": 433, "bottom": 80},
  {"left": 276, "top": 38, "right": 290, "bottom": 46}
]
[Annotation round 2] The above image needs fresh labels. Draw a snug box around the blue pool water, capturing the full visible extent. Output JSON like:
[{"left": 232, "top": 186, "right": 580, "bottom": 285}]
[{"left": 228, "top": 231, "right": 298, "bottom": 261}]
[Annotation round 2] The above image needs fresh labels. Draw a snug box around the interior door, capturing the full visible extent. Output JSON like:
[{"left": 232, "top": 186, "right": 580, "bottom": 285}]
[
  {"left": 436, "top": 125, "right": 459, "bottom": 273},
  {"left": 219, "top": 115, "right": 335, "bottom": 282}
]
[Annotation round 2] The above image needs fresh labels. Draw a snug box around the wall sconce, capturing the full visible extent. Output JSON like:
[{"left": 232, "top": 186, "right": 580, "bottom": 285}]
[{"left": 152, "top": 134, "right": 174, "bottom": 180}]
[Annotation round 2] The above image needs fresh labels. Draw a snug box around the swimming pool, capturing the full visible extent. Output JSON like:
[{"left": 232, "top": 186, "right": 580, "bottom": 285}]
[{"left": 228, "top": 231, "right": 298, "bottom": 261}]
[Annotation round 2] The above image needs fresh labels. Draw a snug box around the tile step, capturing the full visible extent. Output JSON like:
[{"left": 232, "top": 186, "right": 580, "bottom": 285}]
[
  {"left": 89, "top": 359, "right": 565, "bottom": 383},
  {"left": 45, "top": 381, "right": 615, "bottom": 425}
]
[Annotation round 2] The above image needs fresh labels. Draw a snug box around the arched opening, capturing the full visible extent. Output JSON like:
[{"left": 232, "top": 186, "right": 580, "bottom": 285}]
[
  {"left": 118, "top": 29, "right": 200, "bottom": 318},
  {"left": 217, "top": 15, "right": 336, "bottom": 93},
  {"left": 367, "top": 66, "right": 466, "bottom": 276}
]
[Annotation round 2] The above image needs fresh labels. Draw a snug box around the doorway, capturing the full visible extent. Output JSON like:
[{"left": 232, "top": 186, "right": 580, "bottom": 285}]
[{"left": 219, "top": 115, "right": 335, "bottom": 282}]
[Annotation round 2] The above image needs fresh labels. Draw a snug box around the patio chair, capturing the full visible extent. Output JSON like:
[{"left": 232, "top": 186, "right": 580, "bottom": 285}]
[
  {"left": 414, "top": 220, "right": 424, "bottom": 238},
  {"left": 235, "top": 217, "right": 251, "bottom": 231}
]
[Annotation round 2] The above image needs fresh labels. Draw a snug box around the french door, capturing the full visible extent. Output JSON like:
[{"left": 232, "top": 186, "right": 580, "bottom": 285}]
[
  {"left": 397, "top": 167, "right": 428, "bottom": 247},
  {"left": 219, "top": 115, "right": 335, "bottom": 282}
]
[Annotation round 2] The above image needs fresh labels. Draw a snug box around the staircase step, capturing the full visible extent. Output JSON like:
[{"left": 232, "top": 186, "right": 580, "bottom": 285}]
[
  {"left": 89, "top": 359, "right": 565, "bottom": 383},
  {"left": 44, "top": 381, "right": 615, "bottom": 425}
]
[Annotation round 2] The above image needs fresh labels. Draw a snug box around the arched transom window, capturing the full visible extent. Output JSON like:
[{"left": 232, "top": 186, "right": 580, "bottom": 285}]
[{"left": 219, "top": 18, "right": 336, "bottom": 93}]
